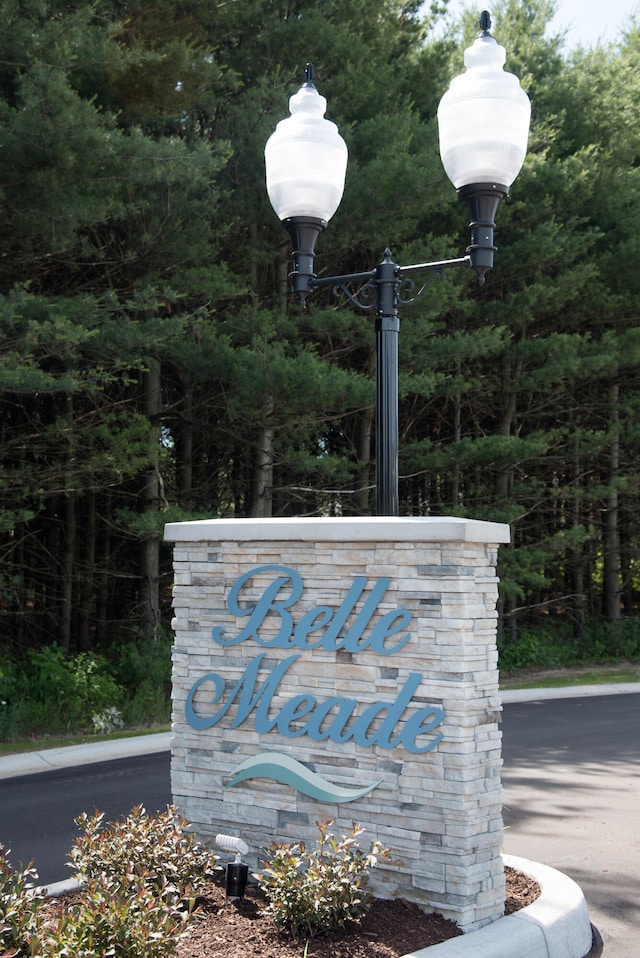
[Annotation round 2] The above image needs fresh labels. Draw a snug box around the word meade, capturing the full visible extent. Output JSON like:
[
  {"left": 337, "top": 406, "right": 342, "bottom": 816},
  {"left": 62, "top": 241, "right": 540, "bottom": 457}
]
[{"left": 185, "top": 565, "right": 444, "bottom": 754}]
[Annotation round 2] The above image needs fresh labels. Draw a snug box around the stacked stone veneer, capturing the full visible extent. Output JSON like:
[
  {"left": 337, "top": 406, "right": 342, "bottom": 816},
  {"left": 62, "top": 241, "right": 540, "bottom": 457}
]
[{"left": 164, "top": 516, "right": 510, "bottom": 931}]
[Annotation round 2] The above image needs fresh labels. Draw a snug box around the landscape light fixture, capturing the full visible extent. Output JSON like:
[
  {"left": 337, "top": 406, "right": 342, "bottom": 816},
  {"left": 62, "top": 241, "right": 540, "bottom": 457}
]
[
  {"left": 215, "top": 833, "right": 250, "bottom": 900},
  {"left": 265, "top": 11, "right": 530, "bottom": 516}
]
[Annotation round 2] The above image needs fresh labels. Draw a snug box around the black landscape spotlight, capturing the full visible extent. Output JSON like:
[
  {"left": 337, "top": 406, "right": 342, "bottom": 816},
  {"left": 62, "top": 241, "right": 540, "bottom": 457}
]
[
  {"left": 265, "top": 11, "right": 530, "bottom": 517},
  {"left": 216, "top": 833, "right": 250, "bottom": 900}
]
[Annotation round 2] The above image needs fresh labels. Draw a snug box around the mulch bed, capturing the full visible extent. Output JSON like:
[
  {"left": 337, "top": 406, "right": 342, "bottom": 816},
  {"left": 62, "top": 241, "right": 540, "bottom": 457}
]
[{"left": 176, "top": 865, "right": 540, "bottom": 958}]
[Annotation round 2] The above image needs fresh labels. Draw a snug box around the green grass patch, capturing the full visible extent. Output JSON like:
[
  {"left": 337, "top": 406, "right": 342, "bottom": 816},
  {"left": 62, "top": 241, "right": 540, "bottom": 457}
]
[{"left": 500, "top": 667, "right": 640, "bottom": 690}]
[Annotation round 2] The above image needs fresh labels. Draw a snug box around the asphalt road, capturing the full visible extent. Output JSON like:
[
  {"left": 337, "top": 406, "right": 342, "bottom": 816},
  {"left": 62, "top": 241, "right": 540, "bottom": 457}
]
[
  {"left": 1, "top": 694, "right": 638, "bottom": 956},
  {"left": 0, "top": 752, "right": 171, "bottom": 883},
  {"left": 501, "top": 694, "right": 640, "bottom": 958}
]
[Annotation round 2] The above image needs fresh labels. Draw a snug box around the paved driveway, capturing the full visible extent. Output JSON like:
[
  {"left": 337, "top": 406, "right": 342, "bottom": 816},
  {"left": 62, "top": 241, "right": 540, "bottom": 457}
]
[{"left": 501, "top": 693, "right": 640, "bottom": 958}]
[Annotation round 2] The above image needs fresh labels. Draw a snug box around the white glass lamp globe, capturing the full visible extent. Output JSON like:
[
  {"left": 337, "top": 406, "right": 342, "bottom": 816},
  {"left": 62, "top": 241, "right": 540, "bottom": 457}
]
[
  {"left": 265, "top": 69, "right": 348, "bottom": 225},
  {"left": 438, "top": 22, "right": 530, "bottom": 190}
]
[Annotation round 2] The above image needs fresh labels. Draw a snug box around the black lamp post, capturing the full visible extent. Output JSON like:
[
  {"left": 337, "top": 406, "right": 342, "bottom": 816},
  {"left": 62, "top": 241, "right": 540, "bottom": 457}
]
[{"left": 265, "top": 12, "right": 530, "bottom": 517}]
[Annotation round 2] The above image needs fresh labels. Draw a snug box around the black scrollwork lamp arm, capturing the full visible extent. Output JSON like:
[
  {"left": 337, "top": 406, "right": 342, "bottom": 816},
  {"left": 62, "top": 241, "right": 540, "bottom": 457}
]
[
  {"left": 285, "top": 235, "right": 490, "bottom": 519},
  {"left": 265, "top": 14, "right": 530, "bottom": 516},
  {"left": 304, "top": 251, "right": 470, "bottom": 517}
]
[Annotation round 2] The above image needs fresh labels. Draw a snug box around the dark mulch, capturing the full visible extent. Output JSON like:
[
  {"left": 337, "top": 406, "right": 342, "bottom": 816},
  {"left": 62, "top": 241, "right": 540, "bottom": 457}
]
[{"left": 177, "top": 865, "right": 540, "bottom": 958}]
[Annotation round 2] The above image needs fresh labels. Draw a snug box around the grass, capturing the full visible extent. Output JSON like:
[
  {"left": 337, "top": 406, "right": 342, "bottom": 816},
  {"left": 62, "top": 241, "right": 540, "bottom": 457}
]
[{"left": 499, "top": 664, "right": 640, "bottom": 690}]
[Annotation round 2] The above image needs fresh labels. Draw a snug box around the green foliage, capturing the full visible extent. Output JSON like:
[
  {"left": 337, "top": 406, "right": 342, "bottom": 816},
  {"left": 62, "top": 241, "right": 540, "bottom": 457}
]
[
  {"left": 0, "top": 646, "right": 123, "bottom": 740},
  {"left": 1, "top": 811, "right": 395, "bottom": 958},
  {"left": 586, "top": 619, "right": 640, "bottom": 661},
  {"left": 107, "top": 633, "right": 172, "bottom": 727},
  {"left": 0, "top": 807, "right": 215, "bottom": 958},
  {"left": 499, "top": 629, "right": 575, "bottom": 670},
  {"left": 1, "top": 0, "right": 640, "bottom": 652},
  {"left": 91, "top": 706, "right": 124, "bottom": 735},
  {"left": 257, "top": 821, "right": 390, "bottom": 939},
  {"left": 39, "top": 872, "right": 192, "bottom": 958},
  {"left": 68, "top": 805, "right": 217, "bottom": 899},
  {"left": 499, "top": 617, "right": 640, "bottom": 670},
  {"left": 0, "top": 640, "right": 171, "bottom": 742}
]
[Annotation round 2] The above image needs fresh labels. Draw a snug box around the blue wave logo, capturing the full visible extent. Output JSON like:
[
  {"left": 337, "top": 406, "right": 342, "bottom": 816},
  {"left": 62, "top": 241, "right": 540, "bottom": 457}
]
[{"left": 226, "top": 753, "right": 381, "bottom": 804}]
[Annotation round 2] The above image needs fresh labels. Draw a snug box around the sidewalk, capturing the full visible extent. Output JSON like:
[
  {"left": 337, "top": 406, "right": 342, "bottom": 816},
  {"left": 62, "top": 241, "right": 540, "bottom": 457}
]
[
  {"left": 499, "top": 680, "right": 640, "bottom": 703},
  {"left": 0, "top": 731, "right": 171, "bottom": 780},
  {"left": 1, "top": 682, "right": 638, "bottom": 781}
]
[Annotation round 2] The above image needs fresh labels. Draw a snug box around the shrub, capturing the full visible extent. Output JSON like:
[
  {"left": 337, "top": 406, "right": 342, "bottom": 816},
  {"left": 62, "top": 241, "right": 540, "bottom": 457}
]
[
  {"left": 498, "top": 629, "right": 576, "bottom": 671},
  {"left": 39, "top": 873, "right": 193, "bottom": 958},
  {"left": 91, "top": 705, "right": 124, "bottom": 734},
  {"left": 109, "top": 633, "right": 172, "bottom": 694},
  {"left": 498, "top": 616, "right": 640, "bottom": 672},
  {"left": 68, "top": 805, "right": 217, "bottom": 900},
  {"left": 0, "top": 654, "right": 18, "bottom": 704},
  {"left": 10, "top": 645, "right": 123, "bottom": 736},
  {"left": 67, "top": 651, "right": 123, "bottom": 723},
  {"left": 109, "top": 633, "right": 172, "bottom": 727},
  {"left": 1, "top": 809, "right": 215, "bottom": 958},
  {"left": 1, "top": 636, "right": 172, "bottom": 741},
  {"left": 256, "top": 820, "right": 390, "bottom": 939},
  {"left": 0, "top": 843, "right": 44, "bottom": 958}
]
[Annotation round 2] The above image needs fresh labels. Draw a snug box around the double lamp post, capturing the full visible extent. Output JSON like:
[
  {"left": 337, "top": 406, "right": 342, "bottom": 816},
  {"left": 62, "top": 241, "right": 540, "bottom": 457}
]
[{"left": 264, "top": 11, "right": 530, "bottom": 517}]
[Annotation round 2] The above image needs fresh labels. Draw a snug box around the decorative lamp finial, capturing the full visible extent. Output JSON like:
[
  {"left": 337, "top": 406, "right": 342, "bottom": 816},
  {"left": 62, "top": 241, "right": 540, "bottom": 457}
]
[
  {"left": 479, "top": 10, "right": 491, "bottom": 33},
  {"left": 304, "top": 62, "right": 315, "bottom": 85}
]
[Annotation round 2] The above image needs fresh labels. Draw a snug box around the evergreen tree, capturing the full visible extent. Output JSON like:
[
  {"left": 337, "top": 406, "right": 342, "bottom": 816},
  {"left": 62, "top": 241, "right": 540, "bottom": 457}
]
[
  {"left": 1, "top": 0, "right": 639, "bottom": 669},
  {"left": 0, "top": 0, "right": 229, "bottom": 646}
]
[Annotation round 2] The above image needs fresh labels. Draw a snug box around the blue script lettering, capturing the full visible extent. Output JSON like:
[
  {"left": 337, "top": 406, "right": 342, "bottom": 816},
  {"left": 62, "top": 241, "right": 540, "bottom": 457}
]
[
  {"left": 186, "top": 652, "right": 300, "bottom": 731},
  {"left": 185, "top": 652, "right": 444, "bottom": 753},
  {"left": 212, "top": 566, "right": 301, "bottom": 648},
  {"left": 211, "top": 565, "right": 412, "bottom": 655}
]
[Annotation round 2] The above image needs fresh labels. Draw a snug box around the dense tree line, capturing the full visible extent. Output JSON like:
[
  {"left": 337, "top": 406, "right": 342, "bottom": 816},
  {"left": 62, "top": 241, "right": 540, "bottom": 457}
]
[{"left": 1, "top": 0, "right": 639, "bottom": 662}]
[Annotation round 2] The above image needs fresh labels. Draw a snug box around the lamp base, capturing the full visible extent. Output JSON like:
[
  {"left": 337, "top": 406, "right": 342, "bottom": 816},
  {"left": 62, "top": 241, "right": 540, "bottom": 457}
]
[
  {"left": 282, "top": 216, "right": 327, "bottom": 306},
  {"left": 458, "top": 183, "right": 508, "bottom": 285}
]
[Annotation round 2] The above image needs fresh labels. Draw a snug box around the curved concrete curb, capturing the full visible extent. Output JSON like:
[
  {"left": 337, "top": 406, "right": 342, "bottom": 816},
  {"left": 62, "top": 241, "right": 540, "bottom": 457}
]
[
  {"left": 401, "top": 856, "right": 595, "bottom": 958},
  {"left": 41, "top": 876, "right": 85, "bottom": 897}
]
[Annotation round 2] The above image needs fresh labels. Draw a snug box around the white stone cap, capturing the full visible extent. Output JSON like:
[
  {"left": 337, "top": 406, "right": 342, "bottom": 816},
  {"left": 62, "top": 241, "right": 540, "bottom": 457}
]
[{"left": 164, "top": 516, "right": 510, "bottom": 544}]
